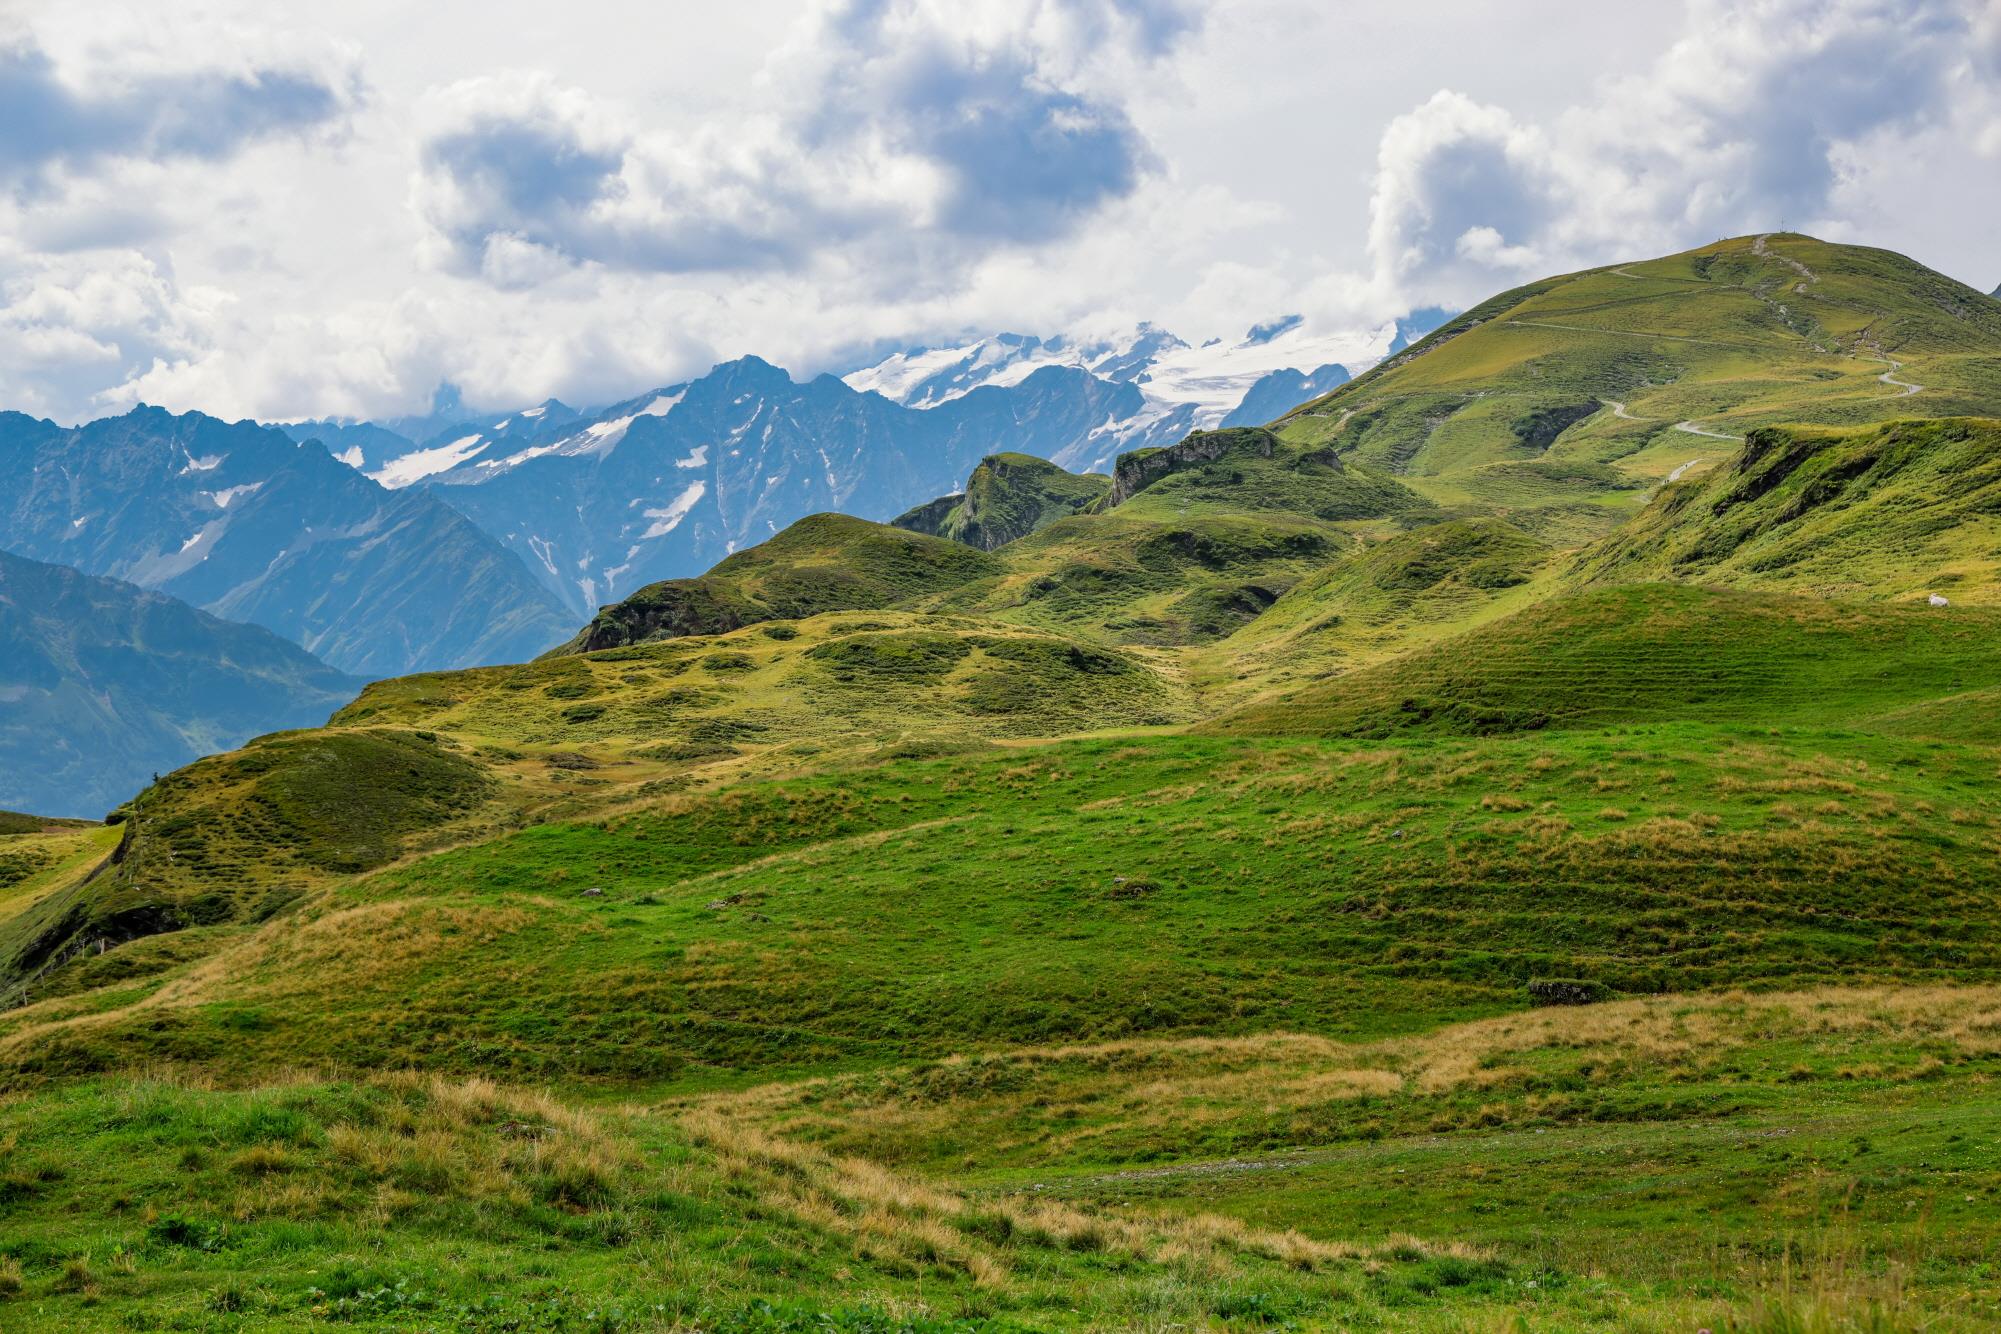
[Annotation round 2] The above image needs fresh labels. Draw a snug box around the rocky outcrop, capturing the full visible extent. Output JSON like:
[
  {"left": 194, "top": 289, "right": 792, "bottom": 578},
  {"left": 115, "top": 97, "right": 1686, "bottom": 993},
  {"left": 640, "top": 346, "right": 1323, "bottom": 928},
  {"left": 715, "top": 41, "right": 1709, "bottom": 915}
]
[
  {"left": 1104, "top": 428, "right": 1279, "bottom": 508},
  {"left": 894, "top": 453, "right": 1111, "bottom": 551}
]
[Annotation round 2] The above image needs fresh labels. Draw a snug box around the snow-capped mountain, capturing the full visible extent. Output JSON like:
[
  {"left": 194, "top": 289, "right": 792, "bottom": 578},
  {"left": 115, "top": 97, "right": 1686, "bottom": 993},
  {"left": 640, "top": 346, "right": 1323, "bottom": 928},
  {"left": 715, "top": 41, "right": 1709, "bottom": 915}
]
[
  {"left": 364, "top": 357, "right": 1150, "bottom": 619},
  {"left": 0, "top": 407, "right": 574, "bottom": 676},
  {"left": 283, "top": 316, "right": 1417, "bottom": 621},
  {"left": 843, "top": 318, "right": 1381, "bottom": 456}
]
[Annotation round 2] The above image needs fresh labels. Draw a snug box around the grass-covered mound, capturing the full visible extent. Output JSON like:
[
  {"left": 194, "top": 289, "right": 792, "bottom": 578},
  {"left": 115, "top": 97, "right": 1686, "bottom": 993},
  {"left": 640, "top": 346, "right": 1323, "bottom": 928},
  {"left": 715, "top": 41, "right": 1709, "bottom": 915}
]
[
  {"left": 0, "top": 730, "right": 500, "bottom": 1004},
  {"left": 556, "top": 515, "right": 1002, "bottom": 653},
  {"left": 892, "top": 452, "right": 1111, "bottom": 551},
  {"left": 348, "top": 611, "right": 1185, "bottom": 761},
  {"left": 1213, "top": 584, "right": 2001, "bottom": 739},
  {"left": 1571, "top": 417, "right": 2001, "bottom": 603},
  {"left": 1185, "top": 518, "right": 1554, "bottom": 699}
]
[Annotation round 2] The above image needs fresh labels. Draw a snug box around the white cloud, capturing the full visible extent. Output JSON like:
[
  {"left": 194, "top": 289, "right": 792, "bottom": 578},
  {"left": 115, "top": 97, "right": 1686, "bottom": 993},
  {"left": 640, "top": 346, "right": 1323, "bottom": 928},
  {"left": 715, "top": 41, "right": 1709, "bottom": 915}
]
[
  {"left": 1356, "top": 0, "right": 1997, "bottom": 311},
  {"left": 408, "top": 1, "right": 1203, "bottom": 285},
  {"left": 0, "top": 0, "right": 1996, "bottom": 427},
  {"left": 0, "top": 24, "right": 359, "bottom": 193}
]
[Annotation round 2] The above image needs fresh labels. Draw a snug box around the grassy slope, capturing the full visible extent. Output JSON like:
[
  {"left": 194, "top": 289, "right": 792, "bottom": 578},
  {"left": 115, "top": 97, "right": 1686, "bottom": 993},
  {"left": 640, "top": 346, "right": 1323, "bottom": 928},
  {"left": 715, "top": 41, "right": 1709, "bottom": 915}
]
[
  {"left": 1211, "top": 583, "right": 2001, "bottom": 739},
  {"left": 730, "top": 986, "right": 2001, "bottom": 1320},
  {"left": 1570, "top": 416, "right": 2001, "bottom": 603},
  {"left": 553, "top": 515, "right": 1003, "bottom": 653},
  {"left": 0, "top": 1071, "right": 1515, "bottom": 1332},
  {"left": 10, "top": 727, "right": 2001, "bottom": 1082},
  {"left": 891, "top": 453, "right": 1112, "bottom": 551},
  {"left": 1280, "top": 233, "right": 2001, "bottom": 538}
]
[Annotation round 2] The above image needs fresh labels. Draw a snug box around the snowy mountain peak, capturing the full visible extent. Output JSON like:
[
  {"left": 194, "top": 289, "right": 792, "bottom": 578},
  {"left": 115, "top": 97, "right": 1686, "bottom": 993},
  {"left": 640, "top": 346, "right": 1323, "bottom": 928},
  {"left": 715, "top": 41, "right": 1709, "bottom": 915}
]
[{"left": 843, "top": 318, "right": 1384, "bottom": 428}]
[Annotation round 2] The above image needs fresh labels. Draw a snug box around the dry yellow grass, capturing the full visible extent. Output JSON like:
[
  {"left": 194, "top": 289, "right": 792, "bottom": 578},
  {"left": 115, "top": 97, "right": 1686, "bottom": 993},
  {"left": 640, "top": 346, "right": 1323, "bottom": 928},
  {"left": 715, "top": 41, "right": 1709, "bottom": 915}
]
[
  {"left": 678, "top": 1104, "right": 1482, "bottom": 1286},
  {"left": 707, "top": 985, "right": 2001, "bottom": 1167}
]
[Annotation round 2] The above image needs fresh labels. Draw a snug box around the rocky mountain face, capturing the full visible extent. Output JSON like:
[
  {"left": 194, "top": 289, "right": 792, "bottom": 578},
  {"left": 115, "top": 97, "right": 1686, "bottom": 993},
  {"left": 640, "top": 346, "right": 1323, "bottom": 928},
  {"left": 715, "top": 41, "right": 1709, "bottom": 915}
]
[
  {"left": 381, "top": 357, "right": 1150, "bottom": 620},
  {"left": 0, "top": 549, "right": 361, "bottom": 817},
  {"left": 0, "top": 407, "right": 574, "bottom": 676}
]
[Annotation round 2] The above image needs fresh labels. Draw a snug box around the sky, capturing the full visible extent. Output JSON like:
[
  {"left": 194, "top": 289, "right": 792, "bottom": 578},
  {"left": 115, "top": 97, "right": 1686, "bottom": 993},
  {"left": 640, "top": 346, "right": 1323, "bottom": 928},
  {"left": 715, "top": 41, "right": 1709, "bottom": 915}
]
[{"left": 1, "top": 0, "right": 1997, "bottom": 425}]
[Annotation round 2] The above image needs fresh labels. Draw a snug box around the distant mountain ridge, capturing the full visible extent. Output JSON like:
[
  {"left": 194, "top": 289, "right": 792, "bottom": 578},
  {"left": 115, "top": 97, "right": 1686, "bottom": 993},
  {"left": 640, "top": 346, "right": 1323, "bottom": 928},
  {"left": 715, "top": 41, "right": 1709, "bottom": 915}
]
[
  {"left": 271, "top": 321, "right": 1388, "bottom": 621},
  {"left": 0, "top": 549, "right": 360, "bottom": 817},
  {"left": 0, "top": 407, "right": 573, "bottom": 676}
]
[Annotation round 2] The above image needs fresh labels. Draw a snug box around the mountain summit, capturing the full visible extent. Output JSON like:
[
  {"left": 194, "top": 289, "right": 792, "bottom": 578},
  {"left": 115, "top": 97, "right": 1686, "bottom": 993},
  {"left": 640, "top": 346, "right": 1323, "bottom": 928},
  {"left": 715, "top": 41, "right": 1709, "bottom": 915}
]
[{"left": 0, "top": 407, "right": 572, "bottom": 675}]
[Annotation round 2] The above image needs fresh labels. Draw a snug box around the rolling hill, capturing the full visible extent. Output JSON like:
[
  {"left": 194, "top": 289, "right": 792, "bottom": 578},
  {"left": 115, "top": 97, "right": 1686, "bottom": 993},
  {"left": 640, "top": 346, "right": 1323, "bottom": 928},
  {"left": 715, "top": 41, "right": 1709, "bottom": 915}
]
[
  {"left": 0, "top": 550, "right": 361, "bottom": 819},
  {"left": 1280, "top": 233, "right": 2001, "bottom": 539}
]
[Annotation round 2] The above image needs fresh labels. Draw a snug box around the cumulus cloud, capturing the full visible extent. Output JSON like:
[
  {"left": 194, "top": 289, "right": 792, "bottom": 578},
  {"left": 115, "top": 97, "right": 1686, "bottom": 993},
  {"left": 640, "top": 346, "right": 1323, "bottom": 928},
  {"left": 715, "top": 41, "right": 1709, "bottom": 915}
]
[
  {"left": 411, "top": 0, "right": 1201, "bottom": 285},
  {"left": 0, "top": 245, "right": 224, "bottom": 419},
  {"left": 0, "top": 33, "right": 359, "bottom": 192},
  {"left": 1359, "top": 0, "right": 1994, "bottom": 311},
  {"left": 5, "top": 0, "right": 1998, "bottom": 428}
]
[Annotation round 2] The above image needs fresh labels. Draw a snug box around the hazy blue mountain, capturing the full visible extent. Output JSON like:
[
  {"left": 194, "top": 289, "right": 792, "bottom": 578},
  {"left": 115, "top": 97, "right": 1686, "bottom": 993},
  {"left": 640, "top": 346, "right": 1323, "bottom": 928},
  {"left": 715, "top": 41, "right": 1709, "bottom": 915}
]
[
  {"left": 274, "top": 419, "right": 416, "bottom": 472},
  {"left": 0, "top": 407, "right": 573, "bottom": 676},
  {"left": 415, "top": 357, "right": 1147, "bottom": 618},
  {"left": 0, "top": 549, "right": 361, "bottom": 818},
  {"left": 1220, "top": 363, "right": 1352, "bottom": 426},
  {"left": 1387, "top": 306, "right": 1454, "bottom": 354}
]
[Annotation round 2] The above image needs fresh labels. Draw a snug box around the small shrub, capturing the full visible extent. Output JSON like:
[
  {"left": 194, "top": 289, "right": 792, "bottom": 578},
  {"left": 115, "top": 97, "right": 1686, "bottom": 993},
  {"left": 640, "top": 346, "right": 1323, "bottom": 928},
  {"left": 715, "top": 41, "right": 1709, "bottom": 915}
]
[
  {"left": 54, "top": 1255, "right": 96, "bottom": 1296},
  {"left": 229, "top": 1144, "right": 292, "bottom": 1176},
  {"left": 1528, "top": 978, "right": 1610, "bottom": 1006},
  {"left": 148, "top": 1213, "right": 226, "bottom": 1252}
]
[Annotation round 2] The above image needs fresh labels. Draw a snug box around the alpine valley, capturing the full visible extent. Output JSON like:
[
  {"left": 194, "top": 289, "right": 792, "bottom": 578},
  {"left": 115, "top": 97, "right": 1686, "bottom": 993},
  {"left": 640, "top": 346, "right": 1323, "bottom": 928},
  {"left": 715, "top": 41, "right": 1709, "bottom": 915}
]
[{"left": 6, "top": 233, "right": 2001, "bottom": 1334}]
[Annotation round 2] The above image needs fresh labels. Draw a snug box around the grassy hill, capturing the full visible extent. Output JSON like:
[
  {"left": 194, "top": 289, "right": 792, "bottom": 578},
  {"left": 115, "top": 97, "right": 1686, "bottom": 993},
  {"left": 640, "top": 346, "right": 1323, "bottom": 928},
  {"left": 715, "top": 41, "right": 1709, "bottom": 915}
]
[
  {"left": 555, "top": 515, "right": 1002, "bottom": 652},
  {"left": 10, "top": 235, "right": 2001, "bottom": 1329},
  {"left": 892, "top": 452, "right": 1111, "bottom": 550},
  {"left": 1280, "top": 234, "right": 2001, "bottom": 538}
]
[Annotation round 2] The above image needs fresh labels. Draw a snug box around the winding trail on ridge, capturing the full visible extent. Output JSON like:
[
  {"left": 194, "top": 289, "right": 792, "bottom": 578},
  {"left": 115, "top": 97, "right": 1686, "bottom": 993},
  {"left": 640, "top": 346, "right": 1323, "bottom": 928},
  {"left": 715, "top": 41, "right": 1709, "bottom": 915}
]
[
  {"left": 1673, "top": 420, "right": 1742, "bottom": 442},
  {"left": 1873, "top": 358, "right": 1923, "bottom": 397}
]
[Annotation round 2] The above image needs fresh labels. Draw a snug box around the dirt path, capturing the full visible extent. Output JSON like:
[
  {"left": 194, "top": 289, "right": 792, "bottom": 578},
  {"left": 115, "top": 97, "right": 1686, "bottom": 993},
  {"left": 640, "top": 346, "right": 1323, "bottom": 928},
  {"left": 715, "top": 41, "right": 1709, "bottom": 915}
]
[
  {"left": 1673, "top": 420, "right": 1742, "bottom": 442},
  {"left": 1874, "top": 358, "right": 1923, "bottom": 397},
  {"left": 1753, "top": 233, "right": 1818, "bottom": 285},
  {"left": 1666, "top": 459, "right": 1701, "bottom": 483},
  {"left": 1603, "top": 400, "right": 1646, "bottom": 421}
]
